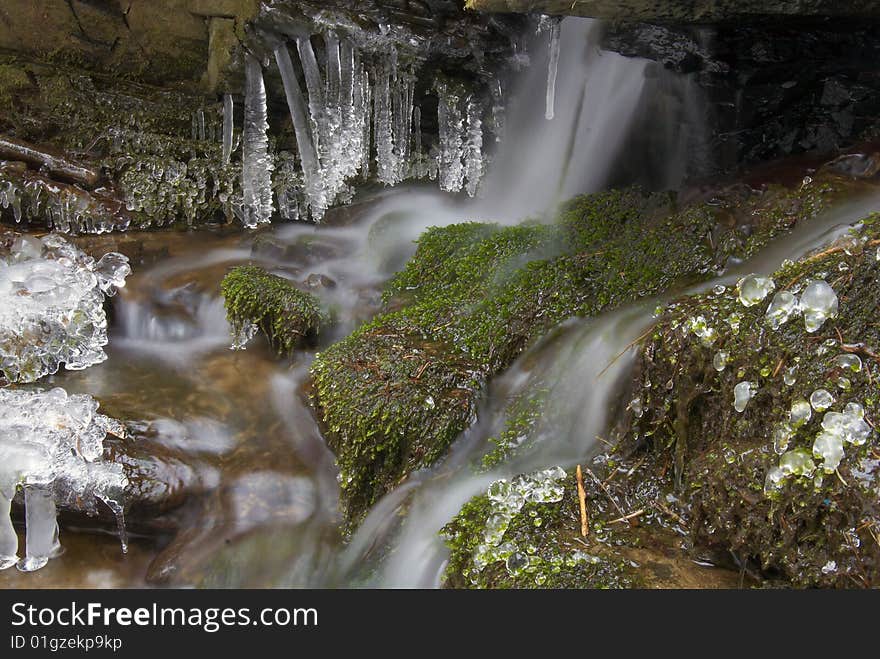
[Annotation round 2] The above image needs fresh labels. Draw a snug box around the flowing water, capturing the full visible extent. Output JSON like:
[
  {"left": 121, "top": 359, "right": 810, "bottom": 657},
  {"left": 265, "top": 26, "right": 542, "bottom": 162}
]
[{"left": 1, "top": 17, "right": 878, "bottom": 588}]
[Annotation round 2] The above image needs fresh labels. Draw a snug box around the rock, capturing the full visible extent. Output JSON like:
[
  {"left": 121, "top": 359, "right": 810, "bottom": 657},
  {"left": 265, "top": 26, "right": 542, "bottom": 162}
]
[
  {"left": 312, "top": 167, "right": 858, "bottom": 530},
  {"left": 465, "top": 0, "right": 880, "bottom": 21},
  {"left": 220, "top": 265, "right": 327, "bottom": 355},
  {"left": 822, "top": 152, "right": 880, "bottom": 178},
  {"left": 619, "top": 219, "right": 880, "bottom": 587},
  {"left": 304, "top": 273, "right": 336, "bottom": 289}
]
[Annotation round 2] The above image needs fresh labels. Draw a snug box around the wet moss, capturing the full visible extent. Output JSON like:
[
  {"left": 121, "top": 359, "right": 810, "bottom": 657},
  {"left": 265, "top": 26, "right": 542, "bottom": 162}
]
[
  {"left": 442, "top": 488, "right": 639, "bottom": 589},
  {"left": 221, "top": 265, "right": 327, "bottom": 356},
  {"left": 313, "top": 178, "right": 850, "bottom": 529},
  {"left": 621, "top": 210, "right": 880, "bottom": 587}
]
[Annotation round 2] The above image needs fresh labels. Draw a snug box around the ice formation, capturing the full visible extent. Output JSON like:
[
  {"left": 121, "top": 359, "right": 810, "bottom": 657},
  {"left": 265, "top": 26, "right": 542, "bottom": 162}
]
[
  {"left": 733, "top": 381, "right": 757, "bottom": 412},
  {"left": 266, "top": 30, "right": 489, "bottom": 220},
  {"left": 0, "top": 387, "right": 127, "bottom": 572},
  {"left": 799, "top": 279, "right": 838, "bottom": 333},
  {"left": 0, "top": 233, "right": 130, "bottom": 383},
  {"left": 765, "top": 291, "right": 799, "bottom": 330},
  {"left": 470, "top": 467, "right": 569, "bottom": 579},
  {"left": 688, "top": 315, "right": 716, "bottom": 346},
  {"left": 240, "top": 54, "right": 275, "bottom": 229},
  {"left": 0, "top": 166, "right": 130, "bottom": 234},
  {"left": 222, "top": 93, "right": 235, "bottom": 164},
  {"left": 790, "top": 399, "right": 812, "bottom": 426},
  {"left": 737, "top": 274, "right": 775, "bottom": 307},
  {"left": 810, "top": 388, "right": 835, "bottom": 412}
]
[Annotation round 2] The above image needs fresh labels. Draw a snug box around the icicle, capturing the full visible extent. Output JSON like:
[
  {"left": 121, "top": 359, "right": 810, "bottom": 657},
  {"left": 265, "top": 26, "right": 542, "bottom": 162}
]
[
  {"left": 435, "top": 79, "right": 465, "bottom": 193},
  {"left": 296, "top": 36, "right": 325, "bottom": 156},
  {"left": 0, "top": 491, "right": 16, "bottom": 570},
  {"left": 360, "top": 66, "right": 372, "bottom": 177},
  {"left": 275, "top": 44, "right": 325, "bottom": 219},
  {"left": 391, "top": 64, "right": 415, "bottom": 181},
  {"left": 321, "top": 33, "right": 346, "bottom": 199},
  {"left": 340, "top": 40, "right": 365, "bottom": 181},
  {"left": 99, "top": 495, "right": 128, "bottom": 554},
  {"left": 413, "top": 105, "right": 423, "bottom": 178},
  {"left": 198, "top": 108, "right": 206, "bottom": 141},
  {"left": 240, "top": 54, "right": 274, "bottom": 228},
  {"left": 545, "top": 19, "right": 561, "bottom": 121},
  {"left": 19, "top": 485, "right": 60, "bottom": 572},
  {"left": 490, "top": 79, "right": 505, "bottom": 142},
  {"left": 464, "top": 95, "right": 484, "bottom": 197},
  {"left": 374, "top": 54, "right": 396, "bottom": 185},
  {"left": 222, "top": 93, "right": 234, "bottom": 164}
]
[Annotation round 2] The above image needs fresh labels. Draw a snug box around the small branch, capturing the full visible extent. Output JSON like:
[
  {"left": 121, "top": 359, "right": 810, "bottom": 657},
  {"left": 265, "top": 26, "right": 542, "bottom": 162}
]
[
  {"left": 653, "top": 499, "right": 687, "bottom": 527},
  {"left": 576, "top": 465, "right": 588, "bottom": 537},
  {"left": 0, "top": 135, "right": 100, "bottom": 188},
  {"left": 772, "top": 356, "right": 786, "bottom": 378},
  {"left": 585, "top": 468, "right": 627, "bottom": 519},
  {"left": 598, "top": 326, "right": 654, "bottom": 379},
  {"left": 608, "top": 509, "right": 645, "bottom": 525}
]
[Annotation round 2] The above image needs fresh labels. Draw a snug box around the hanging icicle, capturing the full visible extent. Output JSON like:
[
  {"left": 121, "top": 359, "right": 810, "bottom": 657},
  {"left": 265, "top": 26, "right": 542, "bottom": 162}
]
[
  {"left": 222, "top": 93, "right": 234, "bottom": 164},
  {"left": 240, "top": 54, "right": 274, "bottom": 228}
]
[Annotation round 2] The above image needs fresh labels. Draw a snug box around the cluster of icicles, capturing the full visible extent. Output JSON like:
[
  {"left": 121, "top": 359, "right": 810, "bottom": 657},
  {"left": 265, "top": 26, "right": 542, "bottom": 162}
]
[{"left": 234, "top": 34, "right": 490, "bottom": 225}]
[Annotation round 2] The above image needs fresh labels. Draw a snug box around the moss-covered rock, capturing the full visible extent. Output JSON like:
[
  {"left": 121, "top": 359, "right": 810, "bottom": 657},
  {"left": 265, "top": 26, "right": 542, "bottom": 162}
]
[
  {"left": 312, "top": 173, "right": 857, "bottom": 529},
  {"left": 619, "top": 215, "right": 880, "bottom": 587},
  {"left": 221, "top": 265, "right": 327, "bottom": 356}
]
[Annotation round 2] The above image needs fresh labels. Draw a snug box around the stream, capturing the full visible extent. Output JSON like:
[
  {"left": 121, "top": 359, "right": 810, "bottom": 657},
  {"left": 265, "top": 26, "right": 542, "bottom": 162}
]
[{"left": 1, "top": 16, "right": 879, "bottom": 589}]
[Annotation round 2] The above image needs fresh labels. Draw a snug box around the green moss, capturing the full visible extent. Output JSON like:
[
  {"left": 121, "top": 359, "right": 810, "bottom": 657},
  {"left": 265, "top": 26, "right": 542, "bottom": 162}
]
[
  {"left": 221, "top": 265, "right": 326, "bottom": 356},
  {"left": 313, "top": 178, "right": 851, "bottom": 529},
  {"left": 621, "top": 211, "right": 880, "bottom": 587}
]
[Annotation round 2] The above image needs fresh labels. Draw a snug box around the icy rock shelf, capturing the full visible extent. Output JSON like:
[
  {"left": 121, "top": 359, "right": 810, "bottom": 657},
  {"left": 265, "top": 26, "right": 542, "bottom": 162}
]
[
  {"left": 0, "top": 387, "right": 127, "bottom": 572},
  {"left": 240, "top": 33, "right": 494, "bottom": 224},
  {"left": 0, "top": 233, "right": 131, "bottom": 384}
]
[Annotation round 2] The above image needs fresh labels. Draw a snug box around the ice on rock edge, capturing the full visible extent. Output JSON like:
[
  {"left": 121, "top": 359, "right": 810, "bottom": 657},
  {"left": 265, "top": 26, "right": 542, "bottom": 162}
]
[
  {"left": 765, "top": 291, "right": 799, "bottom": 330},
  {"left": 800, "top": 279, "right": 838, "bottom": 333},
  {"left": 0, "top": 387, "right": 127, "bottom": 572},
  {"left": 0, "top": 233, "right": 130, "bottom": 383},
  {"left": 470, "top": 467, "right": 575, "bottom": 579},
  {"left": 737, "top": 274, "right": 775, "bottom": 307}
]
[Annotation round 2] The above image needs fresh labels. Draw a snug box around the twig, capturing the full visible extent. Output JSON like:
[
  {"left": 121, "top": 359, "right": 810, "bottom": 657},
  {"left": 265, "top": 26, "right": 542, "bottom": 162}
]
[
  {"left": 597, "top": 326, "right": 655, "bottom": 378},
  {"left": 584, "top": 468, "right": 626, "bottom": 519},
  {"left": 608, "top": 509, "right": 645, "bottom": 525},
  {"left": 772, "top": 356, "right": 786, "bottom": 378},
  {"left": 835, "top": 469, "right": 849, "bottom": 487},
  {"left": 576, "top": 465, "right": 588, "bottom": 537},
  {"left": 653, "top": 499, "right": 687, "bottom": 527}
]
